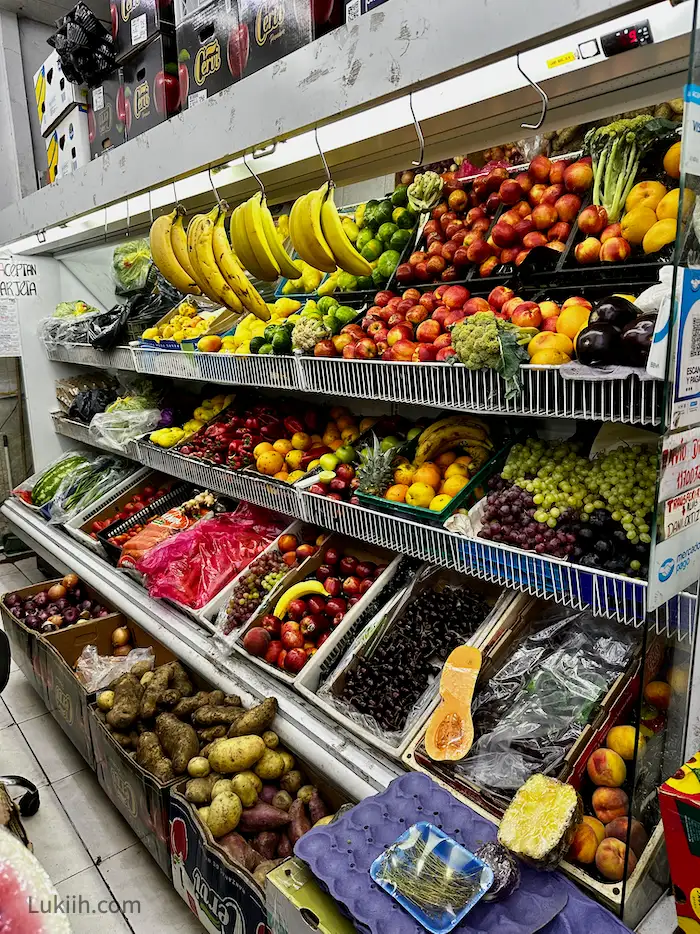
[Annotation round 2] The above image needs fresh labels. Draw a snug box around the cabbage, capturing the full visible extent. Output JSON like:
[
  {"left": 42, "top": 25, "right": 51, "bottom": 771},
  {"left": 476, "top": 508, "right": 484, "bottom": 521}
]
[{"left": 113, "top": 239, "right": 154, "bottom": 294}]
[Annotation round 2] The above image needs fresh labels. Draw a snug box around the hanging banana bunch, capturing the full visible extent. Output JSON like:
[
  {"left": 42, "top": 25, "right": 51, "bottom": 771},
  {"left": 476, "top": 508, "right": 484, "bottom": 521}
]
[{"left": 290, "top": 183, "right": 372, "bottom": 277}]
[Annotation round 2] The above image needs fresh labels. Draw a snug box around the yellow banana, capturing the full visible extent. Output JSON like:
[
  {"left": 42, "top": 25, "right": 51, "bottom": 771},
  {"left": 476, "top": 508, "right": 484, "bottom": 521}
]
[
  {"left": 274, "top": 581, "right": 328, "bottom": 618},
  {"left": 418, "top": 416, "right": 491, "bottom": 445},
  {"left": 170, "top": 212, "right": 202, "bottom": 290},
  {"left": 230, "top": 204, "right": 267, "bottom": 281},
  {"left": 320, "top": 185, "right": 372, "bottom": 276},
  {"left": 212, "top": 212, "right": 270, "bottom": 321},
  {"left": 149, "top": 210, "right": 200, "bottom": 295},
  {"left": 194, "top": 209, "right": 243, "bottom": 313},
  {"left": 257, "top": 195, "right": 302, "bottom": 280},
  {"left": 414, "top": 426, "right": 492, "bottom": 466},
  {"left": 289, "top": 190, "right": 336, "bottom": 273},
  {"left": 186, "top": 214, "right": 222, "bottom": 305},
  {"left": 242, "top": 193, "right": 280, "bottom": 281}
]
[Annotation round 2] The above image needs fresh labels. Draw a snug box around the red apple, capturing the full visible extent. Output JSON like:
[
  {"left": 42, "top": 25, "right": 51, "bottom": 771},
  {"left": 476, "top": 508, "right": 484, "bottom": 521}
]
[
  {"left": 409, "top": 251, "right": 427, "bottom": 266},
  {"left": 531, "top": 203, "right": 558, "bottom": 230},
  {"left": 387, "top": 324, "right": 413, "bottom": 346},
  {"left": 406, "top": 305, "right": 429, "bottom": 325},
  {"left": 436, "top": 347, "right": 457, "bottom": 361},
  {"left": 434, "top": 333, "right": 452, "bottom": 350},
  {"left": 529, "top": 154, "right": 552, "bottom": 183},
  {"left": 287, "top": 599, "right": 306, "bottom": 620},
  {"left": 578, "top": 205, "right": 608, "bottom": 236},
  {"left": 514, "top": 219, "right": 535, "bottom": 241},
  {"left": 355, "top": 337, "right": 378, "bottom": 359},
  {"left": 439, "top": 212, "right": 456, "bottom": 231},
  {"left": 514, "top": 201, "right": 531, "bottom": 218},
  {"left": 471, "top": 217, "right": 490, "bottom": 235},
  {"left": 542, "top": 315, "right": 559, "bottom": 332},
  {"left": 284, "top": 648, "right": 308, "bottom": 674},
  {"left": 500, "top": 247, "right": 520, "bottom": 264},
  {"left": 395, "top": 264, "right": 414, "bottom": 284},
  {"left": 374, "top": 291, "right": 394, "bottom": 307},
  {"left": 282, "top": 628, "right": 304, "bottom": 650},
  {"left": 554, "top": 193, "right": 582, "bottom": 223},
  {"left": 264, "top": 640, "right": 283, "bottom": 664},
  {"left": 466, "top": 207, "right": 487, "bottom": 225},
  {"left": 416, "top": 319, "right": 442, "bottom": 343},
  {"left": 419, "top": 292, "right": 436, "bottom": 312},
  {"left": 427, "top": 255, "right": 447, "bottom": 277},
  {"left": 336, "top": 464, "right": 355, "bottom": 482},
  {"left": 466, "top": 240, "right": 493, "bottom": 264},
  {"left": 441, "top": 241, "right": 458, "bottom": 263},
  {"left": 414, "top": 262, "right": 430, "bottom": 282},
  {"left": 512, "top": 302, "right": 542, "bottom": 328},
  {"left": 564, "top": 161, "right": 593, "bottom": 194},
  {"left": 575, "top": 237, "right": 601, "bottom": 264},
  {"left": 523, "top": 231, "right": 548, "bottom": 249},
  {"left": 366, "top": 319, "right": 386, "bottom": 336},
  {"left": 453, "top": 246, "right": 471, "bottom": 267},
  {"left": 479, "top": 256, "right": 499, "bottom": 277},
  {"left": 491, "top": 220, "right": 518, "bottom": 248},
  {"left": 261, "top": 614, "right": 282, "bottom": 635},
  {"left": 451, "top": 229, "right": 468, "bottom": 246},
  {"left": 502, "top": 296, "right": 524, "bottom": 318},
  {"left": 515, "top": 249, "right": 531, "bottom": 266},
  {"left": 372, "top": 327, "right": 389, "bottom": 344},
  {"left": 342, "top": 343, "right": 357, "bottom": 359},
  {"left": 541, "top": 184, "right": 564, "bottom": 205},
  {"left": 485, "top": 192, "right": 501, "bottom": 215},
  {"left": 500, "top": 210, "right": 521, "bottom": 227},
  {"left": 499, "top": 178, "right": 523, "bottom": 204},
  {"left": 488, "top": 286, "right": 515, "bottom": 310}
]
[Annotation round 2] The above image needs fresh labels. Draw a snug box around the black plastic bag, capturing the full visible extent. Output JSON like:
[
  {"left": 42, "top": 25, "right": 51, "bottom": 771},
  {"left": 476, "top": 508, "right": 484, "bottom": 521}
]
[
  {"left": 87, "top": 304, "right": 131, "bottom": 350},
  {"left": 47, "top": 1, "right": 115, "bottom": 88},
  {"left": 68, "top": 388, "right": 117, "bottom": 424}
]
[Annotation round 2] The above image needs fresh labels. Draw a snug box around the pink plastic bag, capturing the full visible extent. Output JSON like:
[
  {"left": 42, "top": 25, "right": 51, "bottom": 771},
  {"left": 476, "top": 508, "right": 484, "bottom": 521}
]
[{"left": 136, "top": 503, "right": 287, "bottom": 609}]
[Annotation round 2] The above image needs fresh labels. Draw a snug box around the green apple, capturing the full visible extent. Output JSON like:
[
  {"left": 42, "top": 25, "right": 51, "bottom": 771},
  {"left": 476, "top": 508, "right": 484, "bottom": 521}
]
[
  {"left": 407, "top": 426, "right": 422, "bottom": 441},
  {"left": 319, "top": 453, "right": 339, "bottom": 472},
  {"left": 335, "top": 445, "right": 355, "bottom": 464},
  {"left": 380, "top": 435, "right": 402, "bottom": 453}
]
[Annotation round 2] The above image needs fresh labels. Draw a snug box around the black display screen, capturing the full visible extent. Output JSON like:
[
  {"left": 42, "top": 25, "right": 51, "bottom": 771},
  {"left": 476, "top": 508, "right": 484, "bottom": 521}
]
[{"left": 601, "top": 20, "right": 652, "bottom": 57}]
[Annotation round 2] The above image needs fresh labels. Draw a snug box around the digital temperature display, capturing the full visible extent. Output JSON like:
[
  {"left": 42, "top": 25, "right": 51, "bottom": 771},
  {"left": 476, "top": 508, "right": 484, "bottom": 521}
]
[{"left": 601, "top": 20, "right": 652, "bottom": 57}]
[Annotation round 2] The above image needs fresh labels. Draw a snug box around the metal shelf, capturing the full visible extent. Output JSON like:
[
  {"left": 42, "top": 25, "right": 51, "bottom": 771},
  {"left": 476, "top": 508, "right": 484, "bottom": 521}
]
[
  {"left": 51, "top": 413, "right": 139, "bottom": 460},
  {"left": 0, "top": 497, "right": 401, "bottom": 799},
  {"left": 53, "top": 428, "right": 693, "bottom": 634},
  {"left": 45, "top": 344, "right": 136, "bottom": 371}
]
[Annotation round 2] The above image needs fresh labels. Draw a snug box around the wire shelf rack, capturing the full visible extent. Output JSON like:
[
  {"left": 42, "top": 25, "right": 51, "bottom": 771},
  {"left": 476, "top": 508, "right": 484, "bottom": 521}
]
[
  {"left": 45, "top": 343, "right": 136, "bottom": 370},
  {"left": 51, "top": 413, "right": 140, "bottom": 460}
]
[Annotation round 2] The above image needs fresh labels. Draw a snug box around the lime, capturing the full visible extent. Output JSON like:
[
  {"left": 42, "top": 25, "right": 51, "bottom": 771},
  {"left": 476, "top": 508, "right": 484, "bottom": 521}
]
[
  {"left": 335, "top": 306, "right": 357, "bottom": 326},
  {"left": 390, "top": 228, "right": 412, "bottom": 252},
  {"left": 391, "top": 185, "right": 409, "bottom": 207},
  {"left": 396, "top": 208, "right": 418, "bottom": 230},
  {"left": 377, "top": 222, "right": 399, "bottom": 244},
  {"left": 250, "top": 336, "right": 266, "bottom": 354},
  {"left": 271, "top": 330, "right": 291, "bottom": 354},
  {"left": 360, "top": 239, "right": 384, "bottom": 261},
  {"left": 371, "top": 267, "right": 388, "bottom": 287},
  {"left": 377, "top": 249, "right": 401, "bottom": 278},
  {"left": 335, "top": 445, "right": 355, "bottom": 464},
  {"left": 373, "top": 200, "right": 394, "bottom": 228},
  {"left": 356, "top": 228, "right": 374, "bottom": 252},
  {"left": 356, "top": 275, "right": 374, "bottom": 291},
  {"left": 258, "top": 343, "right": 274, "bottom": 355},
  {"left": 318, "top": 469, "right": 337, "bottom": 483},
  {"left": 337, "top": 271, "right": 359, "bottom": 291},
  {"left": 317, "top": 296, "right": 339, "bottom": 314},
  {"left": 354, "top": 203, "right": 367, "bottom": 228}
]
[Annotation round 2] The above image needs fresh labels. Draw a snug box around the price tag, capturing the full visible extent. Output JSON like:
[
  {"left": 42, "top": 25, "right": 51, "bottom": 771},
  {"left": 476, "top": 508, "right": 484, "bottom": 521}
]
[
  {"left": 682, "top": 85, "right": 700, "bottom": 176},
  {"left": 660, "top": 427, "right": 700, "bottom": 500},
  {"left": 92, "top": 86, "right": 104, "bottom": 112},
  {"left": 130, "top": 14, "right": 147, "bottom": 47},
  {"left": 547, "top": 51, "right": 576, "bottom": 69},
  {"left": 188, "top": 90, "right": 207, "bottom": 108},
  {"left": 664, "top": 487, "right": 700, "bottom": 538}
]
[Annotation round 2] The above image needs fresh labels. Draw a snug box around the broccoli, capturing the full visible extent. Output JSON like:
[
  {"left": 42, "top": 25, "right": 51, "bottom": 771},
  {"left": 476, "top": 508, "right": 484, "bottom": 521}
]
[
  {"left": 452, "top": 312, "right": 533, "bottom": 400},
  {"left": 584, "top": 115, "right": 678, "bottom": 222}
]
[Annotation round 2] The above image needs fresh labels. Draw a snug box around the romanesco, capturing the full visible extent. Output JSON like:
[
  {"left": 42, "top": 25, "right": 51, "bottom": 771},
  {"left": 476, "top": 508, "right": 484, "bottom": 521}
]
[{"left": 291, "top": 316, "right": 330, "bottom": 353}]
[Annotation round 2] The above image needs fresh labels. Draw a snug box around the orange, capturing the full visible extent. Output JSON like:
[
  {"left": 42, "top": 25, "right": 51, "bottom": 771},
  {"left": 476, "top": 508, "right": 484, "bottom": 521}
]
[
  {"left": 442, "top": 475, "right": 469, "bottom": 497},
  {"left": 385, "top": 483, "right": 408, "bottom": 503},
  {"left": 273, "top": 438, "right": 293, "bottom": 455},
  {"left": 413, "top": 463, "right": 441, "bottom": 489},
  {"left": 454, "top": 455, "right": 473, "bottom": 468},
  {"left": 257, "top": 451, "right": 284, "bottom": 475},
  {"left": 394, "top": 463, "right": 414, "bottom": 485},
  {"left": 406, "top": 482, "right": 436, "bottom": 508},
  {"left": 557, "top": 303, "right": 590, "bottom": 339},
  {"left": 429, "top": 494, "right": 452, "bottom": 511},
  {"left": 291, "top": 431, "right": 312, "bottom": 451},
  {"left": 445, "top": 463, "right": 469, "bottom": 480},
  {"left": 436, "top": 452, "right": 457, "bottom": 470},
  {"left": 254, "top": 441, "right": 273, "bottom": 458},
  {"left": 285, "top": 449, "right": 304, "bottom": 470},
  {"left": 274, "top": 470, "right": 289, "bottom": 481}
]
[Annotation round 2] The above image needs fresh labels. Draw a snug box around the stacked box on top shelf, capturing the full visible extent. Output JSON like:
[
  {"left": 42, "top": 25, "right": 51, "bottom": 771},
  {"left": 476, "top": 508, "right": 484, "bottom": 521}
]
[
  {"left": 121, "top": 31, "right": 182, "bottom": 140},
  {"left": 111, "top": 0, "right": 176, "bottom": 60},
  {"left": 88, "top": 71, "right": 126, "bottom": 159},
  {"left": 175, "top": 0, "right": 242, "bottom": 109},
  {"left": 33, "top": 48, "right": 88, "bottom": 137},
  {"left": 45, "top": 105, "right": 92, "bottom": 184}
]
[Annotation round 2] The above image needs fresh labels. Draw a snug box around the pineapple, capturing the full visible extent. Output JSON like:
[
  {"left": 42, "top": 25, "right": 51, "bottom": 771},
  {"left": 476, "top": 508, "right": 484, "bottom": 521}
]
[{"left": 357, "top": 435, "right": 397, "bottom": 496}]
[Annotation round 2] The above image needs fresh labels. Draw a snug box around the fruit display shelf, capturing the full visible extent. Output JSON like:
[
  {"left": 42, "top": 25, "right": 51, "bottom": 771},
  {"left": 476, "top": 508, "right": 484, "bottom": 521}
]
[
  {"left": 44, "top": 343, "right": 136, "bottom": 371},
  {"left": 51, "top": 413, "right": 140, "bottom": 460}
]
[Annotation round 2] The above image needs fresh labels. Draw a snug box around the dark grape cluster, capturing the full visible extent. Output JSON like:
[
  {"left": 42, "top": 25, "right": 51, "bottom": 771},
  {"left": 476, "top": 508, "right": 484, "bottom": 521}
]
[
  {"left": 224, "top": 550, "right": 291, "bottom": 633},
  {"left": 575, "top": 508, "right": 650, "bottom": 578}
]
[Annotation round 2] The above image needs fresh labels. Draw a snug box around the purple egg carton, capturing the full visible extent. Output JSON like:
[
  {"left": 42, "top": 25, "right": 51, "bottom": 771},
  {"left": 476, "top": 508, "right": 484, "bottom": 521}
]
[{"left": 295, "top": 773, "right": 633, "bottom": 934}]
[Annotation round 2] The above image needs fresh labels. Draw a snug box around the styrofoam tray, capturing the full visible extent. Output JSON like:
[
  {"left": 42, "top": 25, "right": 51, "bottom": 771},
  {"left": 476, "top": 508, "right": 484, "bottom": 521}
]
[
  {"left": 64, "top": 467, "right": 152, "bottom": 554},
  {"left": 295, "top": 571, "right": 526, "bottom": 760},
  {"left": 232, "top": 541, "right": 402, "bottom": 688}
]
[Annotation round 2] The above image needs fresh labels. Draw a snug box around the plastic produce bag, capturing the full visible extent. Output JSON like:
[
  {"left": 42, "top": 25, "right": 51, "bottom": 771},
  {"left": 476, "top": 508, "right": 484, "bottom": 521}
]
[
  {"left": 12, "top": 451, "right": 89, "bottom": 507},
  {"left": 75, "top": 644, "right": 155, "bottom": 692},
  {"left": 56, "top": 372, "right": 117, "bottom": 414},
  {"left": 137, "top": 504, "right": 288, "bottom": 609},
  {"left": 53, "top": 300, "right": 98, "bottom": 319},
  {"left": 48, "top": 455, "right": 136, "bottom": 525},
  {"left": 68, "top": 387, "right": 117, "bottom": 423},
  {"left": 39, "top": 307, "right": 104, "bottom": 348},
  {"left": 86, "top": 303, "right": 131, "bottom": 350},
  {"left": 48, "top": 1, "right": 116, "bottom": 86},
  {"left": 113, "top": 240, "right": 155, "bottom": 295},
  {"left": 89, "top": 407, "right": 161, "bottom": 452},
  {"left": 451, "top": 607, "right": 638, "bottom": 806}
]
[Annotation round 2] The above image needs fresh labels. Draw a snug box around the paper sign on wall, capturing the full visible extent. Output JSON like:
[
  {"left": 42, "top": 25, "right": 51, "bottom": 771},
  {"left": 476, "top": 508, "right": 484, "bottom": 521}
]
[{"left": 0, "top": 257, "right": 37, "bottom": 357}]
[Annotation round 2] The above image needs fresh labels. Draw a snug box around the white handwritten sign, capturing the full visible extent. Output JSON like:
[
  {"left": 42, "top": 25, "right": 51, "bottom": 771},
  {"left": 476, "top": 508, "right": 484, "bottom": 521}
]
[{"left": 0, "top": 257, "right": 37, "bottom": 356}]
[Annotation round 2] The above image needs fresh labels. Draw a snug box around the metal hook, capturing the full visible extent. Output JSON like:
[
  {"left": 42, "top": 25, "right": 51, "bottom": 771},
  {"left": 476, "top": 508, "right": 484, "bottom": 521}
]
[
  {"left": 314, "top": 126, "right": 333, "bottom": 189},
  {"left": 516, "top": 53, "right": 548, "bottom": 130},
  {"left": 242, "top": 152, "right": 266, "bottom": 199},
  {"left": 409, "top": 93, "right": 424, "bottom": 168},
  {"left": 147, "top": 188, "right": 153, "bottom": 226},
  {"left": 125, "top": 197, "right": 130, "bottom": 238},
  {"left": 208, "top": 165, "right": 226, "bottom": 208},
  {"left": 104, "top": 205, "right": 108, "bottom": 244}
]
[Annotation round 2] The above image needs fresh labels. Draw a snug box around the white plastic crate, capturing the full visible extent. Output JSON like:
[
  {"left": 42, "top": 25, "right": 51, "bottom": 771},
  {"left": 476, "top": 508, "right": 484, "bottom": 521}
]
[{"left": 64, "top": 466, "right": 152, "bottom": 554}]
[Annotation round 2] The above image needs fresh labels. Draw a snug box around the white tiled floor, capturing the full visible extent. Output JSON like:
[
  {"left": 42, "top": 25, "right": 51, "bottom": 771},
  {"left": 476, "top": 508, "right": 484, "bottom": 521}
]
[
  {"left": 0, "top": 558, "right": 680, "bottom": 934},
  {"left": 0, "top": 559, "right": 205, "bottom": 934}
]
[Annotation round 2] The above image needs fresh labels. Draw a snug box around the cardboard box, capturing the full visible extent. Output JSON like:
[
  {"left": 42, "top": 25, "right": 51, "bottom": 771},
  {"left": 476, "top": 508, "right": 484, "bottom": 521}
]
[
  {"left": 660, "top": 752, "right": 700, "bottom": 930},
  {"left": 176, "top": 0, "right": 242, "bottom": 110},
  {"left": 0, "top": 784, "right": 30, "bottom": 848},
  {"left": 111, "top": 0, "right": 176, "bottom": 60},
  {"left": 88, "top": 72, "right": 127, "bottom": 158},
  {"left": 311, "top": 0, "right": 346, "bottom": 40},
  {"left": 121, "top": 33, "right": 181, "bottom": 141},
  {"left": 45, "top": 105, "right": 91, "bottom": 184},
  {"left": 33, "top": 49, "right": 88, "bottom": 136},
  {"left": 41, "top": 617, "right": 166, "bottom": 770},
  {"left": 266, "top": 859, "right": 356, "bottom": 934},
  {"left": 236, "top": 0, "right": 312, "bottom": 78}
]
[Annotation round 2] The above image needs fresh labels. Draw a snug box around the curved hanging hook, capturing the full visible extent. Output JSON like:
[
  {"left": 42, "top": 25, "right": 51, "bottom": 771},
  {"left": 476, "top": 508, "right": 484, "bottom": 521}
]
[
  {"left": 516, "top": 53, "right": 548, "bottom": 130},
  {"left": 409, "top": 92, "right": 425, "bottom": 168},
  {"left": 147, "top": 188, "right": 153, "bottom": 226},
  {"left": 242, "top": 152, "right": 266, "bottom": 199},
  {"left": 314, "top": 126, "right": 333, "bottom": 190},
  {"left": 125, "top": 197, "right": 130, "bottom": 238},
  {"left": 104, "top": 205, "right": 109, "bottom": 244},
  {"left": 208, "top": 165, "right": 226, "bottom": 209}
]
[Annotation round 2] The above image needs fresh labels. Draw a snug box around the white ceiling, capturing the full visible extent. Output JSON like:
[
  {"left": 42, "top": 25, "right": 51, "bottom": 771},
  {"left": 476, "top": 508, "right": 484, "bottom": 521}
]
[{"left": 0, "top": 0, "right": 108, "bottom": 26}]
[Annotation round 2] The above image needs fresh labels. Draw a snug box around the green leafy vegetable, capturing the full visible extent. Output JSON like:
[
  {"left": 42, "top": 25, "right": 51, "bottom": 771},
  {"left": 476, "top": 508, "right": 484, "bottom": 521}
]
[
  {"left": 113, "top": 239, "right": 153, "bottom": 294},
  {"left": 53, "top": 301, "right": 97, "bottom": 319}
]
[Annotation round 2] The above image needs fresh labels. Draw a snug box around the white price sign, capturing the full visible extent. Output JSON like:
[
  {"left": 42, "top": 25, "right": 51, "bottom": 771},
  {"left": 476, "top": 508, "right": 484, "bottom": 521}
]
[
  {"left": 660, "top": 426, "right": 700, "bottom": 500},
  {"left": 664, "top": 486, "right": 700, "bottom": 538}
]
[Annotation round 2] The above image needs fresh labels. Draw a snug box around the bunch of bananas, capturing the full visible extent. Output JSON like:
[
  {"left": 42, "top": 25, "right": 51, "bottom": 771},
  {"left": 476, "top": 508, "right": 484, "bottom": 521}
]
[
  {"left": 290, "top": 183, "right": 373, "bottom": 277},
  {"left": 149, "top": 206, "right": 270, "bottom": 320},
  {"left": 413, "top": 416, "right": 494, "bottom": 468},
  {"left": 230, "top": 192, "right": 304, "bottom": 283}
]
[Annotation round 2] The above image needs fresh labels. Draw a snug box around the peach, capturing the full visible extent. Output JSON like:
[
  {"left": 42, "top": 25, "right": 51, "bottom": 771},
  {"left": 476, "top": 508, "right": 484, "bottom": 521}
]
[
  {"left": 514, "top": 219, "right": 535, "bottom": 241},
  {"left": 529, "top": 154, "right": 552, "bottom": 183},
  {"left": 555, "top": 193, "right": 582, "bottom": 223},
  {"left": 443, "top": 285, "right": 470, "bottom": 309},
  {"left": 529, "top": 184, "right": 547, "bottom": 205},
  {"left": 531, "top": 203, "right": 558, "bottom": 230},
  {"left": 567, "top": 822, "right": 599, "bottom": 864},
  {"left": 416, "top": 319, "right": 442, "bottom": 343},
  {"left": 512, "top": 302, "right": 542, "bottom": 329},
  {"left": 605, "top": 818, "right": 649, "bottom": 858},
  {"left": 607, "top": 725, "right": 646, "bottom": 761},
  {"left": 466, "top": 239, "right": 493, "bottom": 264},
  {"left": 575, "top": 237, "right": 601, "bottom": 264},
  {"left": 479, "top": 256, "right": 499, "bottom": 277},
  {"left": 595, "top": 838, "right": 637, "bottom": 882},
  {"left": 499, "top": 179, "right": 524, "bottom": 205},
  {"left": 463, "top": 297, "right": 491, "bottom": 316},
  {"left": 502, "top": 296, "right": 525, "bottom": 318},
  {"left": 426, "top": 255, "right": 447, "bottom": 277},
  {"left": 547, "top": 240, "right": 567, "bottom": 253},
  {"left": 539, "top": 301, "right": 561, "bottom": 319},
  {"left": 488, "top": 286, "right": 515, "bottom": 311},
  {"left": 515, "top": 172, "right": 533, "bottom": 194},
  {"left": 387, "top": 324, "right": 413, "bottom": 346},
  {"left": 562, "top": 296, "right": 592, "bottom": 311},
  {"left": 523, "top": 231, "right": 548, "bottom": 249},
  {"left": 434, "top": 333, "right": 453, "bottom": 350},
  {"left": 500, "top": 247, "right": 520, "bottom": 264},
  {"left": 406, "top": 305, "right": 430, "bottom": 326},
  {"left": 413, "top": 344, "right": 438, "bottom": 362},
  {"left": 592, "top": 787, "right": 629, "bottom": 825},
  {"left": 644, "top": 680, "right": 671, "bottom": 712},
  {"left": 583, "top": 816, "right": 606, "bottom": 846},
  {"left": 444, "top": 310, "right": 466, "bottom": 327},
  {"left": 515, "top": 249, "right": 531, "bottom": 266},
  {"left": 601, "top": 223, "right": 622, "bottom": 243},
  {"left": 541, "top": 184, "right": 564, "bottom": 205},
  {"left": 541, "top": 316, "right": 558, "bottom": 332},
  {"left": 391, "top": 339, "right": 417, "bottom": 361},
  {"left": 472, "top": 217, "right": 491, "bottom": 235},
  {"left": 515, "top": 201, "right": 532, "bottom": 218},
  {"left": 564, "top": 161, "right": 594, "bottom": 194},
  {"left": 587, "top": 748, "right": 627, "bottom": 787},
  {"left": 500, "top": 210, "right": 521, "bottom": 227},
  {"left": 466, "top": 207, "right": 487, "bottom": 225},
  {"left": 578, "top": 205, "right": 608, "bottom": 236},
  {"left": 600, "top": 236, "right": 632, "bottom": 263},
  {"left": 549, "top": 159, "right": 571, "bottom": 185}
]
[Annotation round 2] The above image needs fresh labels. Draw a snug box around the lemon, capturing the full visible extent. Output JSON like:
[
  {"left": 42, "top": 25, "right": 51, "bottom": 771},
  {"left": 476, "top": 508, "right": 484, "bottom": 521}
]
[
  {"left": 406, "top": 482, "right": 436, "bottom": 508},
  {"left": 429, "top": 494, "right": 452, "bottom": 511},
  {"left": 642, "top": 218, "right": 677, "bottom": 254},
  {"left": 621, "top": 206, "right": 657, "bottom": 245}
]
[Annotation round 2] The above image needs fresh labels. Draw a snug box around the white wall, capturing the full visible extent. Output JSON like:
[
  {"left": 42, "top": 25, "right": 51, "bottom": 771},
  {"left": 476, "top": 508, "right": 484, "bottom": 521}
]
[
  {"left": 0, "top": 12, "right": 37, "bottom": 210},
  {"left": 18, "top": 16, "right": 53, "bottom": 189}
]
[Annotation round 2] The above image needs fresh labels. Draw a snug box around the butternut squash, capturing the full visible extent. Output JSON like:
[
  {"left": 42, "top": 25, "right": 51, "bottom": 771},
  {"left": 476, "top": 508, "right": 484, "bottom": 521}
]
[{"left": 425, "top": 645, "right": 482, "bottom": 761}]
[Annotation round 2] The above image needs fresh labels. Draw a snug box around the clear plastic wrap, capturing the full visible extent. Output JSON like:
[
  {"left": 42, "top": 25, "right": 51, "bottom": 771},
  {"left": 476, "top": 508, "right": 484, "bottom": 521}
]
[
  {"left": 112, "top": 239, "right": 155, "bottom": 295},
  {"left": 451, "top": 606, "right": 639, "bottom": 804},
  {"left": 89, "top": 408, "right": 162, "bottom": 451},
  {"left": 12, "top": 451, "right": 90, "bottom": 507},
  {"left": 48, "top": 456, "right": 137, "bottom": 525},
  {"left": 136, "top": 505, "right": 288, "bottom": 609},
  {"left": 39, "top": 308, "right": 105, "bottom": 348},
  {"left": 74, "top": 644, "right": 155, "bottom": 692}
]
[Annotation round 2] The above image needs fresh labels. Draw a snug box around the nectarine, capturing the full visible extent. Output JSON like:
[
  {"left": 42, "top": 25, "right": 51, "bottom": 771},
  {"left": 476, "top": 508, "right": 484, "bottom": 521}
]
[
  {"left": 567, "top": 822, "right": 599, "bottom": 865},
  {"left": 592, "top": 786, "right": 629, "bottom": 825},
  {"left": 587, "top": 748, "right": 627, "bottom": 787}
]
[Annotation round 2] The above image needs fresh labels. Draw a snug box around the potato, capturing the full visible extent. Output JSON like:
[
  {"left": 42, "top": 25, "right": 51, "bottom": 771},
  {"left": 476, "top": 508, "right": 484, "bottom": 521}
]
[
  {"left": 254, "top": 749, "right": 285, "bottom": 780},
  {"left": 238, "top": 771, "right": 263, "bottom": 794},
  {"left": 198, "top": 726, "right": 227, "bottom": 742},
  {"left": 140, "top": 672, "right": 154, "bottom": 686},
  {"left": 187, "top": 756, "right": 211, "bottom": 778},
  {"left": 135, "top": 732, "right": 174, "bottom": 783},
  {"left": 208, "top": 792, "right": 242, "bottom": 838},
  {"left": 262, "top": 731, "right": 279, "bottom": 749},
  {"left": 155, "top": 713, "right": 199, "bottom": 775},
  {"left": 280, "top": 770, "right": 304, "bottom": 795},
  {"left": 278, "top": 750, "right": 294, "bottom": 774},
  {"left": 208, "top": 736, "right": 266, "bottom": 774},
  {"left": 211, "top": 779, "right": 234, "bottom": 799},
  {"left": 97, "top": 690, "right": 115, "bottom": 712},
  {"left": 232, "top": 773, "right": 259, "bottom": 808},
  {"left": 198, "top": 806, "right": 210, "bottom": 824},
  {"left": 227, "top": 697, "right": 277, "bottom": 737},
  {"left": 252, "top": 859, "right": 282, "bottom": 887},
  {"left": 297, "top": 785, "right": 315, "bottom": 804},
  {"left": 106, "top": 674, "right": 142, "bottom": 730},
  {"left": 185, "top": 774, "right": 220, "bottom": 805},
  {"left": 272, "top": 791, "right": 293, "bottom": 812},
  {"left": 130, "top": 660, "right": 153, "bottom": 680}
]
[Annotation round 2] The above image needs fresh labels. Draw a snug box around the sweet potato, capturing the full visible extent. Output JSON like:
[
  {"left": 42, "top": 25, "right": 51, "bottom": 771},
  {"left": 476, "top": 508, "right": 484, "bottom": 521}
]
[
  {"left": 277, "top": 832, "right": 292, "bottom": 859},
  {"left": 272, "top": 791, "right": 293, "bottom": 812},
  {"left": 135, "top": 732, "right": 174, "bottom": 783},
  {"left": 280, "top": 771, "right": 304, "bottom": 796},
  {"left": 288, "top": 798, "right": 311, "bottom": 845},
  {"left": 208, "top": 736, "right": 266, "bottom": 774},
  {"left": 194, "top": 706, "right": 246, "bottom": 727},
  {"left": 254, "top": 749, "right": 285, "bottom": 780},
  {"left": 238, "top": 801, "right": 291, "bottom": 833},
  {"left": 228, "top": 698, "right": 277, "bottom": 737},
  {"left": 208, "top": 791, "right": 242, "bottom": 838},
  {"left": 155, "top": 713, "right": 199, "bottom": 775},
  {"left": 252, "top": 860, "right": 282, "bottom": 887},
  {"left": 308, "top": 790, "right": 329, "bottom": 824},
  {"left": 252, "top": 831, "right": 279, "bottom": 861},
  {"left": 106, "top": 674, "right": 143, "bottom": 730},
  {"left": 217, "top": 832, "right": 262, "bottom": 871}
]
